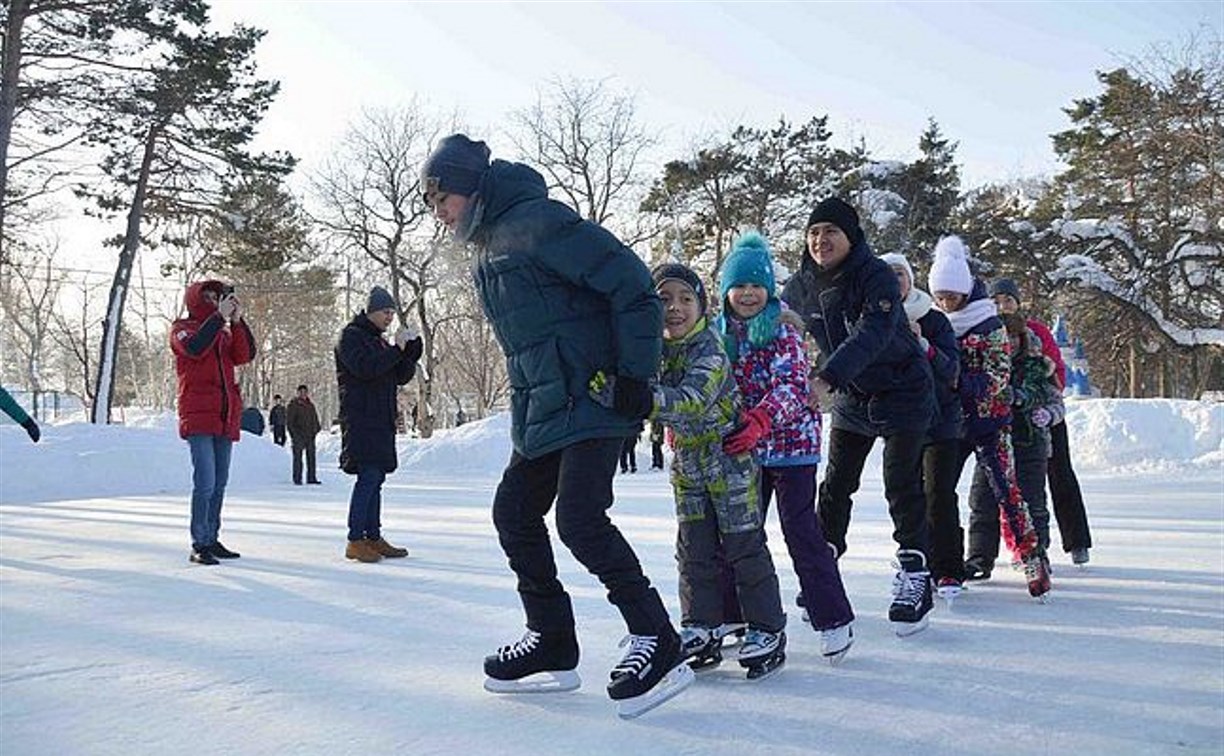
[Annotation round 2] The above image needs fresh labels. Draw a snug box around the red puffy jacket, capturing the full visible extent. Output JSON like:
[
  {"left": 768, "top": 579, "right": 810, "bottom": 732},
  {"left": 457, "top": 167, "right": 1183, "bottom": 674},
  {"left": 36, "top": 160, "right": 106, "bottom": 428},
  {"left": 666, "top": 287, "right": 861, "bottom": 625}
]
[{"left": 171, "top": 280, "right": 256, "bottom": 440}]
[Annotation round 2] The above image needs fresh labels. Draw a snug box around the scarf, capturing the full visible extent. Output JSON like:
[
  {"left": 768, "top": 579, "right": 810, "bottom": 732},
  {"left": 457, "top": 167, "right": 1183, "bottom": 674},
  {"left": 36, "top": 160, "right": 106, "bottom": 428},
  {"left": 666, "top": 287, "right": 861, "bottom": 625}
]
[
  {"left": 943, "top": 297, "right": 999, "bottom": 337},
  {"left": 903, "top": 287, "right": 934, "bottom": 324}
]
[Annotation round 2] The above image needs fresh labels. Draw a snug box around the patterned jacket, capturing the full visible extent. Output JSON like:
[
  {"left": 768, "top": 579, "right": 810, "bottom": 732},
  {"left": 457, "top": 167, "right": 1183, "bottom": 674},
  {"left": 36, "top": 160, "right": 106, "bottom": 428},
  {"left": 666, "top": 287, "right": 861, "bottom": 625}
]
[
  {"left": 953, "top": 304, "right": 1012, "bottom": 441},
  {"left": 653, "top": 319, "right": 761, "bottom": 534},
  {"left": 1010, "top": 346, "right": 1065, "bottom": 454},
  {"left": 723, "top": 311, "right": 821, "bottom": 466}
]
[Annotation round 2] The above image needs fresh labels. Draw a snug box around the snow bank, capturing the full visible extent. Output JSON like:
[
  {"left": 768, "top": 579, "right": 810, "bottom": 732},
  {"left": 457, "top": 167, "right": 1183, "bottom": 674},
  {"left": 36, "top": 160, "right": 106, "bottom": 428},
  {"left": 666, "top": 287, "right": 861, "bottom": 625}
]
[{"left": 2, "top": 399, "right": 1219, "bottom": 506}]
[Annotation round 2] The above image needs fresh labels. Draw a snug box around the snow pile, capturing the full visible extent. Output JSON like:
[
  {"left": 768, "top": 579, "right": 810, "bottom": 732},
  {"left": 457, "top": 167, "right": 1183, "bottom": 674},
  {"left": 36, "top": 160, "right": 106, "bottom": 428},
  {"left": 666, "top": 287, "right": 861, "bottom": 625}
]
[{"left": 1066, "top": 398, "right": 1222, "bottom": 473}]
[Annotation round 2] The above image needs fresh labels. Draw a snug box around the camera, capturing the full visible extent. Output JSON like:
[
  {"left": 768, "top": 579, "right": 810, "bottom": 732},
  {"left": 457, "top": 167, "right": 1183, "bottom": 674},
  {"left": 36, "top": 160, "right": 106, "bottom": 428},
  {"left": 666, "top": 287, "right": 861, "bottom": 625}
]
[{"left": 219, "top": 284, "right": 235, "bottom": 298}]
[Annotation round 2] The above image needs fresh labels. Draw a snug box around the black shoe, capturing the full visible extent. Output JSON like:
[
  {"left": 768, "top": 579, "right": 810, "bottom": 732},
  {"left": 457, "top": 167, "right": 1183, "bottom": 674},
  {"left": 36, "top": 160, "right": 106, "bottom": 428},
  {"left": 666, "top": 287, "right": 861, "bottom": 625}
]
[
  {"left": 293, "top": 480, "right": 303, "bottom": 486},
  {"left": 607, "top": 628, "right": 684, "bottom": 701},
  {"left": 211, "top": 542, "right": 240, "bottom": 559},
  {"left": 484, "top": 629, "right": 579, "bottom": 681},
  {"left": 307, "top": 479, "right": 322, "bottom": 485},
  {"left": 190, "top": 548, "right": 219, "bottom": 566},
  {"left": 964, "top": 557, "right": 993, "bottom": 581},
  {"left": 889, "top": 550, "right": 933, "bottom": 629}
]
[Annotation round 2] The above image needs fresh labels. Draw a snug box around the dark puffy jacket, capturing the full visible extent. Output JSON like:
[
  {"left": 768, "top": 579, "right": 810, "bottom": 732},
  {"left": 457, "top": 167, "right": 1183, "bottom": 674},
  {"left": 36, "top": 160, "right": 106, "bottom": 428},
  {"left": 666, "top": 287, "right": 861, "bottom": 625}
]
[
  {"left": 286, "top": 397, "right": 322, "bottom": 444},
  {"left": 781, "top": 242, "right": 933, "bottom": 436},
  {"left": 335, "top": 312, "right": 421, "bottom": 474},
  {"left": 469, "top": 160, "right": 662, "bottom": 458},
  {"left": 917, "top": 307, "right": 963, "bottom": 442},
  {"left": 170, "top": 280, "right": 256, "bottom": 441}
]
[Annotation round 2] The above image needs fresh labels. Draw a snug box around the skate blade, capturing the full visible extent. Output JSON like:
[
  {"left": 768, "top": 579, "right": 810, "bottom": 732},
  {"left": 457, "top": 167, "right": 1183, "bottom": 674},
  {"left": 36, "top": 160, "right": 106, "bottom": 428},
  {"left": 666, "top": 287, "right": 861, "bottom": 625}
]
[
  {"left": 484, "top": 670, "right": 581, "bottom": 694},
  {"left": 744, "top": 653, "right": 785, "bottom": 680},
  {"left": 892, "top": 615, "right": 929, "bottom": 637},
  {"left": 822, "top": 641, "right": 853, "bottom": 667},
  {"left": 615, "top": 663, "right": 695, "bottom": 719},
  {"left": 686, "top": 654, "right": 723, "bottom": 672}
]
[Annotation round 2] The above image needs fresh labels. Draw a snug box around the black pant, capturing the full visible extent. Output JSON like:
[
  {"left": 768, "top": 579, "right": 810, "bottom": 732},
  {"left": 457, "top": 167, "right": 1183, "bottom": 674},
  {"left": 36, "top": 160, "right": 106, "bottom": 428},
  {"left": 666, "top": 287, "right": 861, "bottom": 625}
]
[
  {"left": 923, "top": 438, "right": 964, "bottom": 581},
  {"left": 292, "top": 439, "right": 317, "bottom": 484},
  {"left": 1048, "top": 420, "right": 1092, "bottom": 552},
  {"left": 651, "top": 441, "right": 664, "bottom": 469},
  {"left": 817, "top": 426, "right": 929, "bottom": 558},
  {"left": 272, "top": 425, "right": 286, "bottom": 446},
  {"left": 619, "top": 436, "right": 637, "bottom": 472},
  {"left": 492, "top": 437, "right": 672, "bottom": 636}
]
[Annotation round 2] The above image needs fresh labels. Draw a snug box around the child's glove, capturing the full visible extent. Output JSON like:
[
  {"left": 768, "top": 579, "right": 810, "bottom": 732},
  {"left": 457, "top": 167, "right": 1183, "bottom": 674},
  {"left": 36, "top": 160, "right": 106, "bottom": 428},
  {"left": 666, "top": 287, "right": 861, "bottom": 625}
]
[
  {"left": 1031, "top": 407, "right": 1052, "bottom": 428},
  {"left": 722, "top": 407, "right": 771, "bottom": 456},
  {"left": 589, "top": 372, "right": 653, "bottom": 420},
  {"left": 21, "top": 417, "right": 39, "bottom": 443}
]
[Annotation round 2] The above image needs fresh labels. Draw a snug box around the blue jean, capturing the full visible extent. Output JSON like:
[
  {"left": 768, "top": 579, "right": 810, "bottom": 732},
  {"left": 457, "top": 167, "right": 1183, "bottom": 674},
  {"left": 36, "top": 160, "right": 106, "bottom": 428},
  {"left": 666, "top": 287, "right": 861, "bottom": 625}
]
[
  {"left": 348, "top": 465, "right": 386, "bottom": 541},
  {"left": 188, "top": 434, "right": 233, "bottom": 548}
]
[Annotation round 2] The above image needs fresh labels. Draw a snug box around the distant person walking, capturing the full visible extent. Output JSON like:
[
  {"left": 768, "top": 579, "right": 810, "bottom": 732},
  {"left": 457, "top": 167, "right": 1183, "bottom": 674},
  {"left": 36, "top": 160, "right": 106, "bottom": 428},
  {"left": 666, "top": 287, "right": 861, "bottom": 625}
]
[
  {"left": 335, "top": 286, "right": 422, "bottom": 563},
  {"left": 269, "top": 394, "right": 287, "bottom": 446},
  {"left": 0, "top": 386, "right": 41, "bottom": 443},
  {"left": 171, "top": 280, "right": 255, "bottom": 566},
  {"left": 287, "top": 384, "right": 322, "bottom": 485}
]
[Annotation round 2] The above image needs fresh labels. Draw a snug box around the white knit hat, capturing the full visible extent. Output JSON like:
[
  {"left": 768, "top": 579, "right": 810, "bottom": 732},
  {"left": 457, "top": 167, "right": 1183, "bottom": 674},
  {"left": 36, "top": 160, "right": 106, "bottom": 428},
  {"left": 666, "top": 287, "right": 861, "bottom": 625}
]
[
  {"left": 878, "top": 252, "right": 915, "bottom": 290},
  {"left": 927, "top": 236, "right": 973, "bottom": 295}
]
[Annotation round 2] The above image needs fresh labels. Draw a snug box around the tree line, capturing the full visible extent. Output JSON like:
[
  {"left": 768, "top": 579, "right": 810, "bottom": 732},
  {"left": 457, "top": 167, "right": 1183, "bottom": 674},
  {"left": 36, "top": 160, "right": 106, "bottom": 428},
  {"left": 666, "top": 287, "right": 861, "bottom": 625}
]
[{"left": 1, "top": 1, "right": 1220, "bottom": 432}]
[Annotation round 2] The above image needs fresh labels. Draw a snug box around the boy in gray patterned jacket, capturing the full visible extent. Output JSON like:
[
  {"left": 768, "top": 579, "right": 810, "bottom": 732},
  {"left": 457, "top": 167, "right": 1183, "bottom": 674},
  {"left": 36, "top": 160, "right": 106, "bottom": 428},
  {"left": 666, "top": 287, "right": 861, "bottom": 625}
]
[{"left": 595, "top": 263, "right": 787, "bottom": 679}]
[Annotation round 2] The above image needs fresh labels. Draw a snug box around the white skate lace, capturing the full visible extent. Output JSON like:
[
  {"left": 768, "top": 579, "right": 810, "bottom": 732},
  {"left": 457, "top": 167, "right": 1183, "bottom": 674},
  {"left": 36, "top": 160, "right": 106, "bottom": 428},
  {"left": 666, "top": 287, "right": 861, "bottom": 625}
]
[
  {"left": 497, "top": 630, "right": 541, "bottom": 661},
  {"left": 891, "top": 562, "right": 930, "bottom": 607},
  {"left": 612, "top": 634, "right": 658, "bottom": 678}
]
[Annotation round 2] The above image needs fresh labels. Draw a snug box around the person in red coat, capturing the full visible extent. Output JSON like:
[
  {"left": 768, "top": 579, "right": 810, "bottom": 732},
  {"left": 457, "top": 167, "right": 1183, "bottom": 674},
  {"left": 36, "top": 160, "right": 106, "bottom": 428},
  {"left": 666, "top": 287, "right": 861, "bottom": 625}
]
[{"left": 171, "top": 280, "right": 256, "bottom": 565}]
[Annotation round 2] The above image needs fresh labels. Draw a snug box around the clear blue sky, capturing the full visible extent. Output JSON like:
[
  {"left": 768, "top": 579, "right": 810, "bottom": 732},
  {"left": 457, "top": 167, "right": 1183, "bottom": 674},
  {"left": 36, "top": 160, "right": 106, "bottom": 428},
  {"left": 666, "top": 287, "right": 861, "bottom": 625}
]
[{"left": 209, "top": 1, "right": 1224, "bottom": 188}]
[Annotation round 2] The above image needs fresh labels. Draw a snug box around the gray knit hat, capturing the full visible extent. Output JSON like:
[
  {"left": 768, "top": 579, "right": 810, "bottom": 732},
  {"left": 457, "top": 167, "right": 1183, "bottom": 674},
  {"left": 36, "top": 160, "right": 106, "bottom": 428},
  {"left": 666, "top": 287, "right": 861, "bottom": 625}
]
[{"left": 367, "top": 286, "right": 396, "bottom": 313}]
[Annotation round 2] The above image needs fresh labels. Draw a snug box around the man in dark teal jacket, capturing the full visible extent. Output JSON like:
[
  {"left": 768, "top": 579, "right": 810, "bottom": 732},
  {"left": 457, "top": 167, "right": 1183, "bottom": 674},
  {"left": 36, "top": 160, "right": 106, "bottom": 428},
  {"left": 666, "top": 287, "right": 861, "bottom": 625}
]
[{"left": 423, "top": 134, "right": 690, "bottom": 714}]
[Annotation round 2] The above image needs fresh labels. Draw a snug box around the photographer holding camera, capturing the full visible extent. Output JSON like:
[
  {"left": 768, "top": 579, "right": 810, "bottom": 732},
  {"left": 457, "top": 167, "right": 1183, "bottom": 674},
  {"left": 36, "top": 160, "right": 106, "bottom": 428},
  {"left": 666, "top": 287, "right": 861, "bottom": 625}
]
[{"left": 171, "top": 280, "right": 256, "bottom": 565}]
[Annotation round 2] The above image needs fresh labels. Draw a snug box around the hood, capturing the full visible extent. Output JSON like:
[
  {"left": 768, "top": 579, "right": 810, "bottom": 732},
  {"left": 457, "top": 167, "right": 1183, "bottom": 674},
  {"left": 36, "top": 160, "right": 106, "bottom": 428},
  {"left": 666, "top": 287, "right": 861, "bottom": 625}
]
[
  {"left": 474, "top": 159, "right": 548, "bottom": 232},
  {"left": 184, "top": 280, "right": 224, "bottom": 320}
]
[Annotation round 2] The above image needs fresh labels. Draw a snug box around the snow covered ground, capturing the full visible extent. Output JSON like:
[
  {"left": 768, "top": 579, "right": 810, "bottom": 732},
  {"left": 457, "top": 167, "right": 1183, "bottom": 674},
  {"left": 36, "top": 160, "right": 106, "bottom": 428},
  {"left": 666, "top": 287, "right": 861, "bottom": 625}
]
[{"left": 1, "top": 399, "right": 1221, "bottom": 755}]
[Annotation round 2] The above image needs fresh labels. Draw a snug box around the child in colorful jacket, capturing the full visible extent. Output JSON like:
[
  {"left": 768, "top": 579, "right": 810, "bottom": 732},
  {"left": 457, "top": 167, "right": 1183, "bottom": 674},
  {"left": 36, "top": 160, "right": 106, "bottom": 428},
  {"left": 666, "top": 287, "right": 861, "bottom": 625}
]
[
  {"left": 717, "top": 232, "right": 855, "bottom": 663},
  {"left": 928, "top": 237, "right": 1049, "bottom": 599},
  {"left": 968, "top": 313, "right": 1065, "bottom": 570},
  {"left": 594, "top": 262, "right": 787, "bottom": 677}
]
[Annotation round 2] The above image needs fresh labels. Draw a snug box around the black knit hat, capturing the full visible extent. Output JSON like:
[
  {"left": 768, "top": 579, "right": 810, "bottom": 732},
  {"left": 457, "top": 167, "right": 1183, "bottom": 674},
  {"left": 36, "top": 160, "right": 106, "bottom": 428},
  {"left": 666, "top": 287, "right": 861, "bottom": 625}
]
[
  {"left": 366, "top": 285, "right": 396, "bottom": 313},
  {"left": 990, "top": 278, "right": 1023, "bottom": 306},
  {"left": 652, "top": 263, "right": 707, "bottom": 315},
  {"left": 420, "top": 134, "right": 491, "bottom": 199},
  {"left": 807, "top": 197, "right": 865, "bottom": 247}
]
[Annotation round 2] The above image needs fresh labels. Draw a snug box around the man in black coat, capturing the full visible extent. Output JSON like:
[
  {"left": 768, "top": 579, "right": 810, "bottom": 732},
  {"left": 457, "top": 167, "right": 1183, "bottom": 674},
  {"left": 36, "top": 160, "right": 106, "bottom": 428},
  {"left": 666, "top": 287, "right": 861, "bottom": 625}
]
[
  {"left": 422, "top": 133, "right": 689, "bottom": 712},
  {"left": 780, "top": 197, "right": 936, "bottom": 636},
  {"left": 269, "top": 394, "right": 287, "bottom": 446},
  {"left": 335, "top": 286, "right": 422, "bottom": 563}
]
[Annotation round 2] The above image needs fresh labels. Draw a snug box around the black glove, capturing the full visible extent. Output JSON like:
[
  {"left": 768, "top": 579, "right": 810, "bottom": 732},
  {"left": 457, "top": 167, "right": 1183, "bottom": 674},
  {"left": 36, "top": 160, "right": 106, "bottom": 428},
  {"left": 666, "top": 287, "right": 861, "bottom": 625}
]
[
  {"left": 402, "top": 337, "right": 423, "bottom": 363},
  {"left": 612, "top": 376, "right": 653, "bottom": 421},
  {"left": 21, "top": 417, "right": 40, "bottom": 443}
]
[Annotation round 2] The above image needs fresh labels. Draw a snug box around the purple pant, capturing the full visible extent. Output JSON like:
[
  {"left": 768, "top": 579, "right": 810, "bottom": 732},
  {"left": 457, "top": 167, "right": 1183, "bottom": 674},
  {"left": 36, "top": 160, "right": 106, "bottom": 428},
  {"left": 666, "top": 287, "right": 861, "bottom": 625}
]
[{"left": 720, "top": 464, "right": 854, "bottom": 631}]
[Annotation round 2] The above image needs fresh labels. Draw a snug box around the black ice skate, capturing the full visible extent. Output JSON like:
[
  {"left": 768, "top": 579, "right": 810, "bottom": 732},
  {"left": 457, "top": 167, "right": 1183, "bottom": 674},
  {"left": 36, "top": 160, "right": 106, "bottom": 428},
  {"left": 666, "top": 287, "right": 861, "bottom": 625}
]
[
  {"left": 679, "top": 626, "right": 722, "bottom": 671},
  {"left": 482, "top": 629, "right": 580, "bottom": 694},
  {"left": 890, "top": 549, "right": 934, "bottom": 637},
  {"left": 737, "top": 628, "right": 786, "bottom": 680},
  {"left": 607, "top": 631, "right": 694, "bottom": 719}
]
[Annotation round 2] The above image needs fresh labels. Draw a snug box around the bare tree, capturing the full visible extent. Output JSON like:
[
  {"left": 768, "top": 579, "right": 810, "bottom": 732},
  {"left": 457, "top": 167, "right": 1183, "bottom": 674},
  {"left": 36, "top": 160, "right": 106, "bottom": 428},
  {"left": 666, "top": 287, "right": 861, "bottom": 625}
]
[
  {"left": 0, "top": 240, "right": 62, "bottom": 413},
  {"left": 311, "top": 104, "right": 450, "bottom": 437},
  {"left": 508, "top": 77, "right": 658, "bottom": 241}
]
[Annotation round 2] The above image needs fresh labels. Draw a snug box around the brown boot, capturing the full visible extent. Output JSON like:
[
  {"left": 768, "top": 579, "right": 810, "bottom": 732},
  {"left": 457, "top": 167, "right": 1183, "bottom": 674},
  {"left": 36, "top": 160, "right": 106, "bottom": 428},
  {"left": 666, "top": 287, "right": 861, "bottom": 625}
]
[
  {"left": 371, "top": 536, "right": 408, "bottom": 558},
  {"left": 345, "top": 539, "right": 382, "bottom": 563}
]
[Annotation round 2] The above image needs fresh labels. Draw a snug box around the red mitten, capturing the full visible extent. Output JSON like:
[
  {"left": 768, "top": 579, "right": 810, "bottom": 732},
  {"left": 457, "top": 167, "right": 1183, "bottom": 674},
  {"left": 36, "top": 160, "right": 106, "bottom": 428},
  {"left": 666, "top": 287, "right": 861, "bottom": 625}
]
[{"left": 722, "top": 407, "right": 772, "bottom": 456}]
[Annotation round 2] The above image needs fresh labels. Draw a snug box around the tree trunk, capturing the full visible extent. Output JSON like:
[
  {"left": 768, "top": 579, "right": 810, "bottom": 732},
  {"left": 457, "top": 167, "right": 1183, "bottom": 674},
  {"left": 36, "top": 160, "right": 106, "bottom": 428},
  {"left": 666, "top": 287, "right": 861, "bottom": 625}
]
[
  {"left": 1128, "top": 342, "right": 1138, "bottom": 399},
  {"left": 91, "top": 125, "right": 158, "bottom": 423},
  {"left": 0, "top": 0, "right": 29, "bottom": 255}
]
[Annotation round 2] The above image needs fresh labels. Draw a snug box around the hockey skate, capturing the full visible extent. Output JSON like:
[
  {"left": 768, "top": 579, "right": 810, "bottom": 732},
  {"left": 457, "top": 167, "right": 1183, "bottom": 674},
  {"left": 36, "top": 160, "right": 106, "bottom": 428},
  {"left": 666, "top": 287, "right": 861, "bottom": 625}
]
[
  {"left": 482, "top": 630, "right": 581, "bottom": 694},
  {"left": 890, "top": 550, "right": 934, "bottom": 637},
  {"left": 608, "top": 631, "right": 694, "bottom": 719},
  {"left": 819, "top": 621, "right": 853, "bottom": 665},
  {"left": 737, "top": 628, "right": 786, "bottom": 680},
  {"left": 1071, "top": 547, "right": 1090, "bottom": 567},
  {"left": 714, "top": 622, "right": 747, "bottom": 647},
  {"left": 679, "top": 626, "right": 722, "bottom": 671},
  {"left": 796, "top": 593, "right": 810, "bottom": 626},
  {"left": 936, "top": 576, "right": 963, "bottom": 606},
  {"left": 1023, "top": 551, "right": 1052, "bottom": 602}
]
